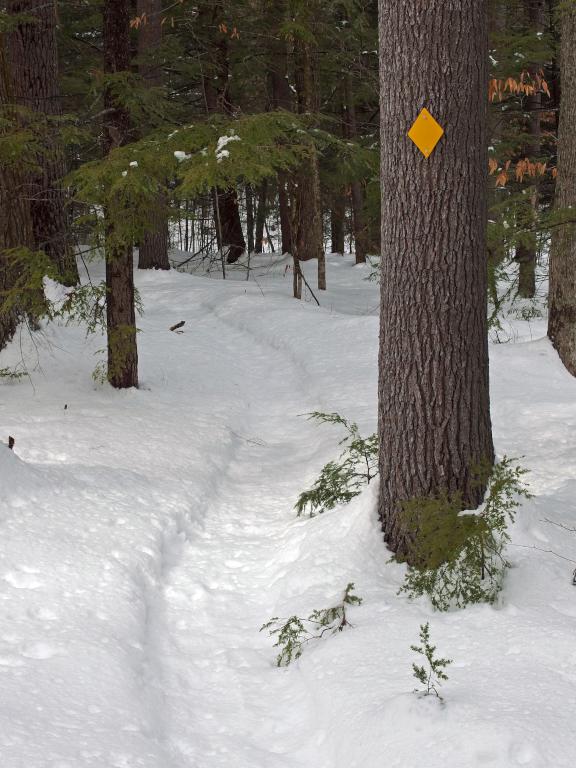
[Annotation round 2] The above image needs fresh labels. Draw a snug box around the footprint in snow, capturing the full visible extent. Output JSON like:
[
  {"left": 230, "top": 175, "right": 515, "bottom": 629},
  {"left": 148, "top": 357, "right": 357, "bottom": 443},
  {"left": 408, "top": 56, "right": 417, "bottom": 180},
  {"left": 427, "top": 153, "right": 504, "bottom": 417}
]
[
  {"left": 28, "top": 606, "right": 59, "bottom": 621},
  {"left": 20, "top": 642, "right": 60, "bottom": 660},
  {"left": 3, "top": 570, "right": 44, "bottom": 589},
  {"left": 510, "top": 741, "right": 538, "bottom": 765}
]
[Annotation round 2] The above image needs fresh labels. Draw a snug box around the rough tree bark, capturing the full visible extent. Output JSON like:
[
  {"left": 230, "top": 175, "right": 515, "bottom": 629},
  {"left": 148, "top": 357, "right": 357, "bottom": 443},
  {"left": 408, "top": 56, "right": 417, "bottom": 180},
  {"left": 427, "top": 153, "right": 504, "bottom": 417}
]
[
  {"left": 103, "top": 0, "right": 138, "bottom": 389},
  {"left": 548, "top": 4, "right": 576, "bottom": 376},
  {"left": 137, "top": 0, "right": 170, "bottom": 270},
  {"left": 0, "top": 32, "right": 34, "bottom": 350},
  {"left": 7, "top": 0, "right": 79, "bottom": 285},
  {"left": 378, "top": 0, "right": 494, "bottom": 562}
]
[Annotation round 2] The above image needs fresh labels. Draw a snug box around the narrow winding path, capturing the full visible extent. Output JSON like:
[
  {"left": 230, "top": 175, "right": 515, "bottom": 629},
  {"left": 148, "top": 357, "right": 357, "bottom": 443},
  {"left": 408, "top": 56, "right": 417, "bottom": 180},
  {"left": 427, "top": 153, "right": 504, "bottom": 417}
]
[{"left": 143, "top": 293, "right": 333, "bottom": 767}]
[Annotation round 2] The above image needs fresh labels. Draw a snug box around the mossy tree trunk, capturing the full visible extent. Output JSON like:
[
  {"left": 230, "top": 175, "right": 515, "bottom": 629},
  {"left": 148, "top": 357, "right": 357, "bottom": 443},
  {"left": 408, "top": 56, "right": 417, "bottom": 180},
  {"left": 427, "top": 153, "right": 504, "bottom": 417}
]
[{"left": 378, "top": 0, "right": 494, "bottom": 563}]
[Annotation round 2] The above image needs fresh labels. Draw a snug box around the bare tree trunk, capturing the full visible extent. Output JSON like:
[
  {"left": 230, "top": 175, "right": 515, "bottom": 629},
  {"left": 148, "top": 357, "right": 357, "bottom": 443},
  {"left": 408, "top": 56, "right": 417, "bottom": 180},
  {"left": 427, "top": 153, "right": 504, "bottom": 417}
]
[
  {"left": 548, "top": 4, "right": 576, "bottom": 376},
  {"left": 293, "top": 31, "right": 325, "bottom": 289},
  {"left": 268, "top": 1, "right": 293, "bottom": 255},
  {"left": 277, "top": 175, "right": 292, "bottom": 254},
  {"left": 7, "top": 0, "right": 79, "bottom": 285},
  {"left": 378, "top": 0, "right": 494, "bottom": 562},
  {"left": 199, "top": 1, "right": 245, "bottom": 265},
  {"left": 291, "top": 154, "right": 323, "bottom": 263},
  {"left": 103, "top": 0, "right": 138, "bottom": 389},
  {"left": 136, "top": 0, "right": 170, "bottom": 270},
  {"left": 331, "top": 191, "right": 346, "bottom": 254},
  {"left": 515, "top": 0, "right": 547, "bottom": 298},
  {"left": 254, "top": 181, "right": 268, "bottom": 254},
  {"left": 343, "top": 75, "right": 368, "bottom": 264},
  {"left": 215, "top": 187, "right": 245, "bottom": 263},
  {"left": 246, "top": 183, "right": 255, "bottom": 254}
]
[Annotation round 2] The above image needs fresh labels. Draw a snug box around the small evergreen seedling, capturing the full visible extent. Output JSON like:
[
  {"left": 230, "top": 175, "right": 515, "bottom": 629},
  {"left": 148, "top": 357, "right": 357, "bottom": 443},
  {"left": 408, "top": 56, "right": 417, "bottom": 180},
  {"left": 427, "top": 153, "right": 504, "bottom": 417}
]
[
  {"left": 0, "top": 367, "right": 27, "bottom": 381},
  {"left": 411, "top": 622, "right": 452, "bottom": 701},
  {"left": 261, "top": 583, "right": 363, "bottom": 666}
]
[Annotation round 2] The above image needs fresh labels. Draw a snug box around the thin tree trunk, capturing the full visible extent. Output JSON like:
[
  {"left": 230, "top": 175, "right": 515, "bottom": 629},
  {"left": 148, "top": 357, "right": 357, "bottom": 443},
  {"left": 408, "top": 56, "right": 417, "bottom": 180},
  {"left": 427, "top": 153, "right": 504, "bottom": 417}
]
[
  {"left": 103, "top": 0, "right": 138, "bottom": 389},
  {"left": 548, "top": 4, "right": 576, "bottom": 375},
  {"left": 264, "top": 220, "right": 275, "bottom": 252},
  {"left": 246, "top": 183, "right": 255, "bottom": 254},
  {"left": 293, "top": 31, "right": 325, "bottom": 288},
  {"left": 515, "top": 0, "right": 547, "bottom": 298},
  {"left": 268, "top": 1, "right": 293, "bottom": 255},
  {"left": 378, "top": 0, "right": 494, "bottom": 562},
  {"left": 343, "top": 75, "right": 368, "bottom": 264},
  {"left": 7, "top": 0, "right": 79, "bottom": 285},
  {"left": 254, "top": 181, "right": 268, "bottom": 253},
  {"left": 136, "top": 0, "right": 170, "bottom": 270},
  {"left": 199, "top": 1, "right": 245, "bottom": 265},
  {"left": 487, "top": 0, "right": 508, "bottom": 292},
  {"left": 331, "top": 191, "right": 346, "bottom": 254},
  {"left": 277, "top": 174, "right": 292, "bottom": 254}
]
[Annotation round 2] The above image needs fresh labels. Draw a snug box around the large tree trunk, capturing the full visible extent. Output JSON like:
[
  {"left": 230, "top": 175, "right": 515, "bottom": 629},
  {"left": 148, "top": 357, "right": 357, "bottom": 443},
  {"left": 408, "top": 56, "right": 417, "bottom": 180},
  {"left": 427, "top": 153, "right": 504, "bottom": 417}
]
[
  {"left": 136, "top": 0, "right": 170, "bottom": 271},
  {"left": 548, "top": 4, "right": 576, "bottom": 376},
  {"left": 0, "top": 32, "right": 34, "bottom": 350},
  {"left": 7, "top": 0, "right": 79, "bottom": 285},
  {"left": 378, "top": 0, "right": 494, "bottom": 562},
  {"left": 103, "top": 0, "right": 138, "bottom": 389}
]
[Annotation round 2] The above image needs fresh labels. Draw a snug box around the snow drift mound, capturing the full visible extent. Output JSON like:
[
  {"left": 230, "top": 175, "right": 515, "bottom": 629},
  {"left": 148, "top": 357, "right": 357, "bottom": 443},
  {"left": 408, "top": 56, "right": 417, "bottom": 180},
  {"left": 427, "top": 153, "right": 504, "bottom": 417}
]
[{"left": 0, "top": 443, "right": 43, "bottom": 499}]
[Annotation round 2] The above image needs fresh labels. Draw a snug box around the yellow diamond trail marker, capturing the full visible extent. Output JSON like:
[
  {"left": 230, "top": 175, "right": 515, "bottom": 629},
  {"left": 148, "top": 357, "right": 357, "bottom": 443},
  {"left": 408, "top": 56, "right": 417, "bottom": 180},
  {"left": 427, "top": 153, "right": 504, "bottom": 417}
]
[{"left": 408, "top": 108, "right": 444, "bottom": 158}]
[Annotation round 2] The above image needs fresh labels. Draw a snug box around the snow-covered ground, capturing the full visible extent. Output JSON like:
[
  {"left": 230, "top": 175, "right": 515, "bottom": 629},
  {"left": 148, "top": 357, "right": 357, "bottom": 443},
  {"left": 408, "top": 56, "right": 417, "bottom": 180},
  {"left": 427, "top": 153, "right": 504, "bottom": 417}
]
[{"left": 0, "top": 253, "right": 575, "bottom": 768}]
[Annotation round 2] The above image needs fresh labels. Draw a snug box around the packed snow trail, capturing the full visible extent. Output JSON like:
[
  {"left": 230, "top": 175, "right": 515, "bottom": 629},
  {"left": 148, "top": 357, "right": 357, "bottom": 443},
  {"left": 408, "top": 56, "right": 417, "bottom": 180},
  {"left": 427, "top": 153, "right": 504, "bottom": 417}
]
[
  {"left": 1, "top": 255, "right": 576, "bottom": 768},
  {"left": 145, "top": 296, "right": 336, "bottom": 767}
]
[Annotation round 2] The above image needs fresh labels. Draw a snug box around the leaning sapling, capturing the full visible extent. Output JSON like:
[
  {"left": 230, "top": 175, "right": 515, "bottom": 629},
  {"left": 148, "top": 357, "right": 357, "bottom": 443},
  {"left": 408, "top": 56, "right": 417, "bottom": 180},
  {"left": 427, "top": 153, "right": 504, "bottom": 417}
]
[
  {"left": 261, "top": 583, "right": 363, "bottom": 666},
  {"left": 295, "top": 412, "right": 378, "bottom": 517}
]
